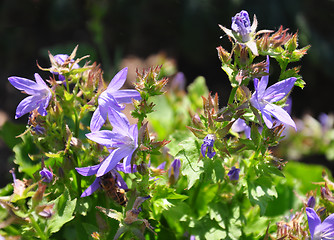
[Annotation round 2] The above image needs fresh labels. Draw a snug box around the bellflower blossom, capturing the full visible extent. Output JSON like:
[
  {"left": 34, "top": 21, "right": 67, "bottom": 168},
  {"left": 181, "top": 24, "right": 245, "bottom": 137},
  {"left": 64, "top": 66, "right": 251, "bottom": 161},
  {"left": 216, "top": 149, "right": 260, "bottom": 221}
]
[
  {"left": 231, "top": 10, "right": 252, "bottom": 42},
  {"left": 84, "top": 108, "right": 138, "bottom": 177},
  {"left": 90, "top": 67, "right": 141, "bottom": 132},
  {"left": 219, "top": 10, "right": 259, "bottom": 55},
  {"left": 168, "top": 159, "right": 181, "bottom": 184},
  {"left": 306, "top": 207, "right": 334, "bottom": 240},
  {"left": 250, "top": 56, "right": 297, "bottom": 130},
  {"left": 39, "top": 168, "right": 53, "bottom": 183},
  {"left": 51, "top": 54, "right": 80, "bottom": 82},
  {"left": 8, "top": 73, "right": 52, "bottom": 119},
  {"left": 201, "top": 134, "right": 216, "bottom": 159},
  {"left": 76, "top": 163, "right": 128, "bottom": 197},
  {"left": 231, "top": 118, "right": 251, "bottom": 139},
  {"left": 227, "top": 166, "right": 240, "bottom": 181}
]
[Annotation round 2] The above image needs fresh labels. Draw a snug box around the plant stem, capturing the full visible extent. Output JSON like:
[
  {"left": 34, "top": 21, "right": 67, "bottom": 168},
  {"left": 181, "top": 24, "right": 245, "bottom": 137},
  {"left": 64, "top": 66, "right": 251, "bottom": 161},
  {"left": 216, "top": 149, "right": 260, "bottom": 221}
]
[{"left": 228, "top": 87, "right": 237, "bottom": 105}]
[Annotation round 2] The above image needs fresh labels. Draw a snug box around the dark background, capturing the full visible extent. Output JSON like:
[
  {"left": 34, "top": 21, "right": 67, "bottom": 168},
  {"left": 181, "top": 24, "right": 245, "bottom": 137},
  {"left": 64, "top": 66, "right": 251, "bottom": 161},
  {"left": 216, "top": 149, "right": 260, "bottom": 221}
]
[{"left": 1, "top": 0, "right": 334, "bottom": 186}]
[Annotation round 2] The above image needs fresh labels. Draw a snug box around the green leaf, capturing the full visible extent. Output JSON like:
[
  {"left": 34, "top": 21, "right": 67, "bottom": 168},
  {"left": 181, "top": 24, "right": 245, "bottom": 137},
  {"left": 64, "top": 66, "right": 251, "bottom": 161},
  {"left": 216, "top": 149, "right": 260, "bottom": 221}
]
[
  {"left": 46, "top": 186, "right": 77, "bottom": 235},
  {"left": 176, "top": 137, "right": 203, "bottom": 189},
  {"left": 0, "top": 121, "right": 26, "bottom": 149},
  {"left": 247, "top": 176, "right": 277, "bottom": 216}
]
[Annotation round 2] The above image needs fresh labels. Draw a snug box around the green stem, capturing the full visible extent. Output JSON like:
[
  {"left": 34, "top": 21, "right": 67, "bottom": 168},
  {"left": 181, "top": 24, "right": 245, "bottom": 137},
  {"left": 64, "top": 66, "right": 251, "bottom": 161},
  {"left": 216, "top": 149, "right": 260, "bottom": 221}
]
[
  {"left": 228, "top": 87, "right": 237, "bottom": 105},
  {"left": 29, "top": 214, "right": 48, "bottom": 240}
]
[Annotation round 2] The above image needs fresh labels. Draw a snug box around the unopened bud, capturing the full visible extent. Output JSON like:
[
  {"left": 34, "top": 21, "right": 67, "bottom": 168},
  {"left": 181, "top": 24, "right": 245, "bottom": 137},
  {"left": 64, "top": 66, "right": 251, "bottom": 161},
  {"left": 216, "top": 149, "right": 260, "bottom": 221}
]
[{"left": 216, "top": 46, "right": 231, "bottom": 64}]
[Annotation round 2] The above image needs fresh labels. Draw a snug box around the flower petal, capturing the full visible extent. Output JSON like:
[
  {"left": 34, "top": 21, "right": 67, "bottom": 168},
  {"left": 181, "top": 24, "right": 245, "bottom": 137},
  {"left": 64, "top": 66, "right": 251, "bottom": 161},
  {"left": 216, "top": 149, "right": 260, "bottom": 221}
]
[
  {"left": 96, "top": 147, "right": 132, "bottom": 177},
  {"left": 263, "top": 103, "right": 296, "bottom": 130},
  {"left": 37, "top": 93, "right": 51, "bottom": 116},
  {"left": 201, "top": 143, "right": 207, "bottom": 158},
  {"left": 15, "top": 95, "right": 41, "bottom": 119},
  {"left": 76, "top": 164, "right": 101, "bottom": 176},
  {"left": 306, "top": 207, "right": 321, "bottom": 239},
  {"left": 81, "top": 177, "right": 101, "bottom": 197},
  {"left": 8, "top": 76, "right": 41, "bottom": 95},
  {"left": 34, "top": 73, "right": 48, "bottom": 89},
  {"left": 264, "top": 77, "right": 296, "bottom": 103},
  {"left": 108, "top": 108, "right": 130, "bottom": 133},
  {"left": 107, "top": 67, "right": 128, "bottom": 92},
  {"left": 111, "top": 169, "right": 128, "bottom": 190},
  {"left": 261, "top": 109, "right": 274, "bottom": 129},
  {"left": 86, "top": 130, "right": 121, "bottom": 147},
  {"left": 90, "top": 106, "right": 108, "bottom": 132},
  {"left": 112, "top": 89, "right": 141, "bottom": 103}
]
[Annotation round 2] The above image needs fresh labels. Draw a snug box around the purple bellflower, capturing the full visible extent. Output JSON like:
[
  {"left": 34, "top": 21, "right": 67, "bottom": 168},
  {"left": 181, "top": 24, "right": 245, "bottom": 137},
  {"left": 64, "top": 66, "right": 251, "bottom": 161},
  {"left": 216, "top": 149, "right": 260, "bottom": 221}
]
[
  {"left": 8, "top": 73, "right": 52, "bottom": 119},
  {"left": 84, "top": 108, "right": 138, "bottom": 177},
  {"left": 250, "top": 56, "right": 297, "bottom": 130},
  {"left": 307, "top": 196, "right": 316, "bottom": 208},
  {"left": 39, "top": 168, "right": 53, "bottom": 183},
  {"left": 76, "top": 163, "right": 128, "bottom": 197},
  {"left": 227, "top": 166, "right": 240, "bottom": 181},
  {"left": 168, "top": 159, "right": 181, "bottom": 184},
  {"left": 306, "top": 207, "right": 334, "bottom": 240},
  {"left": 219, "top": 10, "right": 259, "bottom": 55},
  {"left": 231, "top": 118, "right": 251, "bottom": 139},
  {"left": 231, "top": 10, "right": 252, "bottom": 42},
  {"left": 90, "top": 67, "right": 141, "bottom": 132},
  {"left": 201, "top": 134, "right": 216, "bottom": 159},
  {"left": 51, "top": 54, "right": 80, "bottom": 82}
]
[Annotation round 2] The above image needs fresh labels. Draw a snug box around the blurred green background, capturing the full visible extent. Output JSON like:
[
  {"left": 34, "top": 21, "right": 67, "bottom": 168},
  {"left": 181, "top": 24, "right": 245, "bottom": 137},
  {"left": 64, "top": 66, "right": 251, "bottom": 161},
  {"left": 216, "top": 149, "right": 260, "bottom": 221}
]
[{"left": 0, "top": 0, "right": 334, "bottom": 186}]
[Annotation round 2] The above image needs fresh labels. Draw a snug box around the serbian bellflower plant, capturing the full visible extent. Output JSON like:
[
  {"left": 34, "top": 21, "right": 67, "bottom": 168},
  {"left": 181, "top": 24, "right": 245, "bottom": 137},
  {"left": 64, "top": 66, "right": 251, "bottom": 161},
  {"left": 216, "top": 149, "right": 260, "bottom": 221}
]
[
  {"left": 90, "top": 67, "right": 141, "bottom": 132},
  {"left": 8, "top": 73, "right": 52, "bottom": 119},
  {"left": 250, "top": 56, "right": 297, "bottom": 130},
  {"left": 84, "top": 108, "right": 138, "bottom": 177}
]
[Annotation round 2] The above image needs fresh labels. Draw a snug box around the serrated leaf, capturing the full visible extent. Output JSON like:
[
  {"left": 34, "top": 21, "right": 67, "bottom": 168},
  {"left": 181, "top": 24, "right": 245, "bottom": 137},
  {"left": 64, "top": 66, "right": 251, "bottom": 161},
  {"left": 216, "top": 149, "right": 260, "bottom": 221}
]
[
  {"left": 46, "top": 187, "right": 77, "bottom": 234},
  {"left": 247, "top": 176, "right": 277, "bottom": 216},
  {"left": 176, "top": 137, "right": 203, "bottom": 189}
]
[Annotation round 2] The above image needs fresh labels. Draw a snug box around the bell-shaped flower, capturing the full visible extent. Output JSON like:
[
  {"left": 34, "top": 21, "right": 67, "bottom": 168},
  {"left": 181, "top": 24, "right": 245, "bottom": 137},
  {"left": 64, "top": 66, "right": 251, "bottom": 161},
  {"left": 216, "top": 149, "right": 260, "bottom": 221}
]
[
  {"left": 76, "top": 163, "right": 128, "bottom": 198},
  {"left": 51, "top": 54, "right": 80, "bottom": 82},
  {"left": 219, "top": 10, "right": 259, "bottom": 55},
  {"left": 231, "top": 118, "right": 251, "bottom": 139},
  {"left": 86, "top": 108, "right": 138, "bottom": 177},
  {"left": 90, "top": 67, "right": 141, "bottom": 132},
  {"left": 306, "top": 207, "right": 334, "bottom": 240},
  {"left": 168, "top": 159, "right": 181, "bottom": 184},
  {"left": 250, "top": 56, "right": 297, "bottom": 130},
  {"left": 8, "top": 73, "right": 52, "bottom": 119},
  {"left": 227, "top": 166, "right": 240, "bottom": 181},
  {"left": 39, "top": 167, "right": 53, "bottom": 183},
  {"left": 201, "top": 134, "right": 216, "bottom": 159}
]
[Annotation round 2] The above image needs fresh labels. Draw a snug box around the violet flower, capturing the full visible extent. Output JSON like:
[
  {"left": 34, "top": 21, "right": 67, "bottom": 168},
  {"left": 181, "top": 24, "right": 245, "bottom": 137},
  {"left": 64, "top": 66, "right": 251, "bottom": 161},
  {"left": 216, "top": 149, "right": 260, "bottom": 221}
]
[
  {"left": 250, "top": 56, "right": 297, "bottom": 130},
  {"left": 51, "top": 54, "right": 80, "bottom": 82},
  {"left": 307, "top": 196, "right": 316, "bottom": 208},
  {"left": 39, "top": 168, "right": 53, "bottom": 183},
  {"left": 85, "top": 108, "right": 138, "bottom": 177},
  {"left": 90, "top": 67, "right": 141, "bottom": 132},
  {"left": 231, "top": 118, "right": 251, "bottom": 139},
  {"left": 306, "top": 207, "right": 334, "bottom": 240},
  {"left": 231, "top": 10, "right": 252, "bottom": 42},
  {"left": 168, "top": 159, "right": 181, "bottom": 184},
  {"left": 76, "top": 163, "right": 128, "bottom": 197},
  {"left": 8, "top": 73, "right": 52, "bottom": 119},
  {"left": 201, "top": 134, "right": 216, "bottom": 159},
  {"left": 227, "top": 166, "right": 240, "bottom": 181}
]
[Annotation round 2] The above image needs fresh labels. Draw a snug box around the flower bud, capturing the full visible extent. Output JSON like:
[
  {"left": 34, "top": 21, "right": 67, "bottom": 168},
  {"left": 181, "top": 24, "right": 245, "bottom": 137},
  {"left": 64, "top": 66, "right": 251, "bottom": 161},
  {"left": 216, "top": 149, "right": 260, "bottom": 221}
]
[
  {"left": 168, "top": 159, "right": 181, "bottom": 185},
  {"left": 307, "top": 196, "right": 316, "bottom": 208},
  {"left": 39, "top": 168, "right": 53, "bottom": 183},
  {"left": 216, "top": 46, "right": 231, "bottom": 64},
  {"left": 227, "top": 166, "right": 240, "bottom": 181}
]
